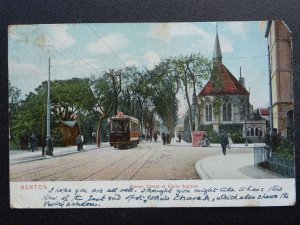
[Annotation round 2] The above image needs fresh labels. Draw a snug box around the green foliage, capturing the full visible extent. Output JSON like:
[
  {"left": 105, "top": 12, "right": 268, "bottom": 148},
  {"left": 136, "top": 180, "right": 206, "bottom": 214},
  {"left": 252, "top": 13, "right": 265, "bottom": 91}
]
[
  {"left": 51, "top": 78, "right": 96, "bottom": 121},
  {"left": 198, "top": 125, "right": 219, "bottom": 143},
  {"left": 276, "top": 138, "right": 294, "bottom": 160},
  {"left": 219, "top": 124, "right": 244, "bottom": 143},
  {"left": 52, "top": 128, "right": 64, "bottom": 147},
  {"left": 150, "top": 59, "right": 179, "bottom": 133},
  {"left": 198, "top": 124, "right": 248, "bottom": 144},
  {"left": 9, "top": 140, "right": 20, "bottom": 150},
  {"left": 78, "top": 110, "right": 99, "bottom": 144},
  {"left": 10, "top": 78, "right": 96, "bottom": 148},
  {"left": 213, "top": 96, "right": 222, "bottom": 118}
]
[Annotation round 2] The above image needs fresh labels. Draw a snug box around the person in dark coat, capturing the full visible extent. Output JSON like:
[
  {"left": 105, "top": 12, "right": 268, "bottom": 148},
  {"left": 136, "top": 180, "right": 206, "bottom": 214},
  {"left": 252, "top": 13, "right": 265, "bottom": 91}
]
[
  {"left": 270, "top": 128, "right": 281, "bottom": 152},
  {"left": 153, "top": 131, "right": 158, "bottom": 142},
  {"left": 265, "top": 128, "right": 271, "bottom": 146},
  {"left": 166, "top": 133, "right": 170, "bottom": 144},
  {"left": 220, "top": 132, "right": 229, "bottom": 156},
  {"left": 162, "top": 133, "right": 166, "bottom": 145},
  {"left": 46, "top": 136, "right": 54, "bottom": 156},
  {"left": 177, "top": 133, "right": 181, "bottom": 143},
  {"left": 76, "top": 134, "right": 82, "bottom": 151},
  {"left": 29, "top": 133, "right": 38, "bottom": 152}
]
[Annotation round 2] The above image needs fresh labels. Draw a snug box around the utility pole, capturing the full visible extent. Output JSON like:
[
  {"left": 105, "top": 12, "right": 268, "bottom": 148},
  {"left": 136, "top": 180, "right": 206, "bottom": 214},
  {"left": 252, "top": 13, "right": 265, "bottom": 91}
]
[
  {"left": 267, "top": 44, "right": 274, "bottom": 131},
  {"left": 45, "top": 56, "right": 51, "bottom": 156}
]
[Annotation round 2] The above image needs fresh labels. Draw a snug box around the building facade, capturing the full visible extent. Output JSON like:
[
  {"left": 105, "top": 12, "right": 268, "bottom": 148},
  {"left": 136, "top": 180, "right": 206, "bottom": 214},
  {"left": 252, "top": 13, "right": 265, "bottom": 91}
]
[
  {"left": 193, "top": 29, "right": 267, "bottom": 142},
  {"left": 265, "top": 21, "right": 293, "bottom": 137}
]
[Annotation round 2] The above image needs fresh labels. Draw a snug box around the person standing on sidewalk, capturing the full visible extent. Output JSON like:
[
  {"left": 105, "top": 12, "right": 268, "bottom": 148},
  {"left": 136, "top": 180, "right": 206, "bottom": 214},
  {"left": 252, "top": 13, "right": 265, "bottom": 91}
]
[
  {"left": 46, "top": 136, "right": 54, "bottom": 156},
  {"left": 220, "top": 132, "right": 229, "bottom": 156},
  {"left": 153, "top": 131, "right": 158, "bottom": 142},
  {"left": 29, "top": 133, "right": 38, "bottom": 152},
  {"left": 162, "top": 133, "right": 166, "bottom": 145},
  {"left": 76, "top": 134, "right": 82, "bottom": 151},
  {"left": 80, "top": 133, "right": 84, "bottom": 150}
]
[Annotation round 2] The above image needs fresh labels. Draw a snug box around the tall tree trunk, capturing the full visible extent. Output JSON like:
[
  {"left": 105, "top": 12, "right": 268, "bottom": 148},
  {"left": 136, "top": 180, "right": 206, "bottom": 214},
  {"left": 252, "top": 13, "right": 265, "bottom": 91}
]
[
  {"left": 184, "top": 80, "right": 193, "bottom": 142},
  {"left": 96, "top": 119, "right": 104, "bottom": 147}
]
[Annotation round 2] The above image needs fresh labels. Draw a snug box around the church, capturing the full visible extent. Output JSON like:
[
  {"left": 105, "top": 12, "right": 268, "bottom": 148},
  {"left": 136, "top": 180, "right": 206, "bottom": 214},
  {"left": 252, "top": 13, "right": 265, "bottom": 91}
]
[{"left": 183, "top": 28, "right": 268, "bottom": 143}]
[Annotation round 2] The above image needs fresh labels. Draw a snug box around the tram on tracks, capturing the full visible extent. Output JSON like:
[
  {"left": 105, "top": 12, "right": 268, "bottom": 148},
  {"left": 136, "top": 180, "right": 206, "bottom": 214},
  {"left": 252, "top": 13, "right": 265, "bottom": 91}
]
[{"left": 109, "top": 112, "right": 140, "bottom": 148}]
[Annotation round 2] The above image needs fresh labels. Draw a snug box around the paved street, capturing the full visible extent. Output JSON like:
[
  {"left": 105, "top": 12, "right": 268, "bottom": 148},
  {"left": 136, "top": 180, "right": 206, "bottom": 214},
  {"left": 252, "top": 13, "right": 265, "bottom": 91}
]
[{"left": 10, "top": 140, "right": 280, "bottom": 181}]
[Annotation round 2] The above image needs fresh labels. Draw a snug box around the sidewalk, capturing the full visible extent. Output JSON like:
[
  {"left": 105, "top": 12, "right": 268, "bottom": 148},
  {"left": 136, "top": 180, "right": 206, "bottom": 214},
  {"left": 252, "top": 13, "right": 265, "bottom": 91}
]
[
  {"left": 9, "top": 143, "right": 109, "bottom": 165},
  {"left": 195, "top": 147, "right": 281, "bottom": 179}
]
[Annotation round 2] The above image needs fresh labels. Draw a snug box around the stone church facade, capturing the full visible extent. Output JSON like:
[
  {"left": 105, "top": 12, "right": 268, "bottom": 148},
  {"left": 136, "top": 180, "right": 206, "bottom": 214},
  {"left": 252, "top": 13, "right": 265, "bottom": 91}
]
[
  {"left": 197, "top": 30, "right": 251, "bottom": 131},
  {"left": 191, "top": 29, "right": 268, "bottom": 142}
]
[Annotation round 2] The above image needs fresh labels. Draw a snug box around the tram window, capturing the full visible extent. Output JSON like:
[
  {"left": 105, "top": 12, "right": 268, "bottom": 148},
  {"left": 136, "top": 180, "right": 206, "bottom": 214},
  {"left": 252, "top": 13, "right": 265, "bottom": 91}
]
[{"left": 111, "top": 120, "right": 128, "bottom": 133}]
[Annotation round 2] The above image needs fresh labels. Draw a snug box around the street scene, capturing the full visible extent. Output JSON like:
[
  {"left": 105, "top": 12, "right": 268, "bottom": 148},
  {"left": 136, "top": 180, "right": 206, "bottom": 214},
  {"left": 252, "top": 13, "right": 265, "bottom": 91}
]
[
  {"left": 10, "top": 140, "right": 280, "bottom": 182},
  {"left": 9, "top": 21, "right": 294, "bottom": 182}
]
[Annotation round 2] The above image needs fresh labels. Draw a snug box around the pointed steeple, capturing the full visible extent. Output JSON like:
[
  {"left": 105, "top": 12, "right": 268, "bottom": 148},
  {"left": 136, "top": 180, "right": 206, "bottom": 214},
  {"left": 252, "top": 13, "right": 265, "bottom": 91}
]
[{"left": 213, "top": 24, "right": 222, "bottom": 64}]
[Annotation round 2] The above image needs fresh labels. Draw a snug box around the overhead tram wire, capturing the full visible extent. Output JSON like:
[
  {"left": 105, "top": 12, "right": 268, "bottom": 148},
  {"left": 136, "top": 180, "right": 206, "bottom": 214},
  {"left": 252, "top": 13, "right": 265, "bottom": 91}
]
[
  {"left": 86, "top": 24, "right": 128, "bottom": 68},
  {"left": 34, "top": 25, "right": 100, "bottom": 74}
]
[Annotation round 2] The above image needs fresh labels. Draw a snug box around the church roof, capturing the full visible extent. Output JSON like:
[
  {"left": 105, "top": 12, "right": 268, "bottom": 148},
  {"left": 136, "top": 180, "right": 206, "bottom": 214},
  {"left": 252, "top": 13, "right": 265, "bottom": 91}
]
[
  {"left": 259, "top": 108, "right": 270, "bottom": 116},
  {"left": 199, "top": 64, "right": 249, "bottom": 96},
  {"left": 213, "top": 32, "right": 222, "bottom": 62}
]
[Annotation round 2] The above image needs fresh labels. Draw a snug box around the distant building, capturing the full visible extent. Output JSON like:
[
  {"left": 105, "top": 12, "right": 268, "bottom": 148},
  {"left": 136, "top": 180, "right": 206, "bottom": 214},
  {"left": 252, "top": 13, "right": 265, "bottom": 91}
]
[
  {"left": 265, "top": 21, "right": 293, "bottom": 138},
  {"left": 56, "top": 121, "right": 80, "bottom": 146}
]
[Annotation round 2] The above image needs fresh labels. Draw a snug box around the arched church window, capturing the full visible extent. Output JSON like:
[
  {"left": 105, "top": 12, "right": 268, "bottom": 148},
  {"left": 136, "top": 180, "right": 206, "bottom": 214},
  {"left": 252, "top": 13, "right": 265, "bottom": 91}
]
[
  {"left": 255, "top": 127, "right": 259, "bottom": 136},
  {"left": 206, "top": 103, "right": 212, "bottom": 121},
  {"left": 250, "top": 127, "right": 254, "bottom": 136},
  {"left": 222, "top": 99, "right": 232, "bottom": 121}
]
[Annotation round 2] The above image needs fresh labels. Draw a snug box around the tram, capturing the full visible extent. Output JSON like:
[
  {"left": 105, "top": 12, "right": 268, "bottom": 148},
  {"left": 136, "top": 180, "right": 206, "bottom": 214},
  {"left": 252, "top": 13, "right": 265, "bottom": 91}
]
[{"left": 109, "top": 112, "right": 140, "bottom": 148}]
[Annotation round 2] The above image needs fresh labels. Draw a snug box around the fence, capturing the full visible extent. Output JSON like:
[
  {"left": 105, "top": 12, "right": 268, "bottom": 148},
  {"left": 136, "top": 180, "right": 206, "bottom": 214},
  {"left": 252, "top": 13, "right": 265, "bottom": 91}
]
[{"left": 254, "top": 146, "right": 295, "bottom": 178}]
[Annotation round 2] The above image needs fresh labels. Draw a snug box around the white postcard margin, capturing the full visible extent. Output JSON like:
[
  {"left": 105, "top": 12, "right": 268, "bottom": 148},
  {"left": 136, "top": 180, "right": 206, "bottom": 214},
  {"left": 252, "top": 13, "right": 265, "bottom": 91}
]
[{"left": 10, "top": 179, "right": 295, "bottom": 208}]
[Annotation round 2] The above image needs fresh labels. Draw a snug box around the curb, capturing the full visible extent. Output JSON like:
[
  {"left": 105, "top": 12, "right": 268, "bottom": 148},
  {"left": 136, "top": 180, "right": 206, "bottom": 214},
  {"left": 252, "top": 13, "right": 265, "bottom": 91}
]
[
  {"left": 10, "top": 146, "right": 105, "bottom": 165},
  {"left": 195, "top": 160, "right": 211, "bottom": 180}
]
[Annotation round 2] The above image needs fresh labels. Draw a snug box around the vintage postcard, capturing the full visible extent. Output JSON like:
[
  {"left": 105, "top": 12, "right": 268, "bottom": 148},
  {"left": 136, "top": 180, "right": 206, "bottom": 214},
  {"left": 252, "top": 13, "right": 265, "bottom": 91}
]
[{"left": 9, "top": 21, "right": 295, "bottom": 208}]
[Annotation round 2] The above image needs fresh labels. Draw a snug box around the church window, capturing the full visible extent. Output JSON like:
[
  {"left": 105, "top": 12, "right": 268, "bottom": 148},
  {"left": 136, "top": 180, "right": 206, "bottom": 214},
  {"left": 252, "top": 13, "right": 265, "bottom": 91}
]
[
  {"left": 206, "top": 104, "right": 212, "bottom": 121},
  {"left": 250, "top": 127, "right": 254, "bottom": 136},
  {"left": 239, "top": 98, "right": 245, "bottom": 118},
  {"left": 222, "top": 100, "right": 232, "bottom": 121},
  {"left": 255, "top": 127, "right": 259, "bottom": 136}
]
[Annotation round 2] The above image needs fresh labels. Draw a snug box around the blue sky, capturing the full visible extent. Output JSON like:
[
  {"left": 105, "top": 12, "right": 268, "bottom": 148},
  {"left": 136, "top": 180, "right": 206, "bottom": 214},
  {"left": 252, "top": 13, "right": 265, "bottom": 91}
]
[{"left": 8, "top": 21, "right": 270, "bottom": 112}]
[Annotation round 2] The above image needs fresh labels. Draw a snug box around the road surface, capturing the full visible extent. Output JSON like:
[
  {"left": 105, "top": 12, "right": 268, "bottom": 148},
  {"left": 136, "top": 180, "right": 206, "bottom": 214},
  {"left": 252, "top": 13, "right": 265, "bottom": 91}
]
[{"left": 10, "top": 141, "right": 252, "bottom": 181}]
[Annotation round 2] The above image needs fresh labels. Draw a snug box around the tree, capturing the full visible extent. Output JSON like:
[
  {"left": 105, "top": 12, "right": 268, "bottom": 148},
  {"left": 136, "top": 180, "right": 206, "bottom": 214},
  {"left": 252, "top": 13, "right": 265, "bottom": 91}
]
[
  {"left": 91, "top": 69, "right": 123, "bottom": 147},
  {"left": 50, "top": 78, "right": 95, "bottom": 121},
  {"left": 10, "top": 91, "right": 46, "bottom": 148},
  {"left": 173, "top": 53, "right": 211, "bottom": 141},
  {"left": 8, "top": 80, "right": 21, "bottom": 120},
  {"left": 10, "top": 78, "right": 96, "bottom": 149},
  {"left": 150, "top": 58, "right": 180, "bottom": 139}
]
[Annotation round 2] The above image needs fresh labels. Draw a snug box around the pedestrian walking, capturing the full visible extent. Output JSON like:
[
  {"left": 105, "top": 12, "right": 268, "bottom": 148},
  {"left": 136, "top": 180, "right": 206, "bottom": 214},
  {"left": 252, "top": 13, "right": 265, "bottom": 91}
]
[
  {"left": 153, "top": 131, "right": 158, "bottom": 142},
  {"left": 220, "top": 132, "right": 229, "bottom": 156},
  {"left": 92, "top": 131, "right": 96, "bottom": 144},
  {"left": 80, "top": 133, "right": 84, "bottom": 150},
  {"left": 29, "top": 133, "right": 38, "bottom": 152},
  {"left": 167, "top": 133, "right": 170, "bottom": 144},
  {"left": 177, "top": 133, "right": 181, "bottom": 143},
  {"left": 162, "top": 132, "right": 166, "bottom": 145},
  {"left": 76, "top": 134, "right": 82, "bottom": 151}
]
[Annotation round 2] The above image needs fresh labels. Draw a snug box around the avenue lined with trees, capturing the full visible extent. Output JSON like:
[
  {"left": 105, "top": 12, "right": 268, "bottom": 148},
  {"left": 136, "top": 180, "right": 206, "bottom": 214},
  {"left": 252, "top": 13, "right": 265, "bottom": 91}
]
[{"left": 9, "top": 53, "right": 212, "bottom": 150}]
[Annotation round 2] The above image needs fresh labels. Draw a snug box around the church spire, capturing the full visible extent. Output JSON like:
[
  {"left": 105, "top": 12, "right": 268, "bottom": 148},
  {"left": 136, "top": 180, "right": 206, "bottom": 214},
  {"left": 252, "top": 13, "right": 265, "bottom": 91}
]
[{"left": 213, "top": 23, "right": 222, "bottom": 64}]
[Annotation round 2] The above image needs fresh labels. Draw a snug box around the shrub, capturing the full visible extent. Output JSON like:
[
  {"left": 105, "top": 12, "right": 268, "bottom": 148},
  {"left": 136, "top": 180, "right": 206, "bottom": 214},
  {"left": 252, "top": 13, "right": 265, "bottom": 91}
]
[{"left": 276, "top": 138, "right": 294, "bottom": 160}]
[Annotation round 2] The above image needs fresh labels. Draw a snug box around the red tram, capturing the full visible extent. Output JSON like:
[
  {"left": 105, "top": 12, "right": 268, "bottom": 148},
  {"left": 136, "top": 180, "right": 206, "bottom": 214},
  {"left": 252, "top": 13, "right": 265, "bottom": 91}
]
[{"left": 110, "top": 112, "right": 140, "bottom": 148}]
